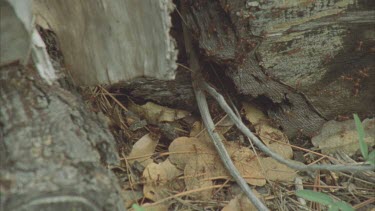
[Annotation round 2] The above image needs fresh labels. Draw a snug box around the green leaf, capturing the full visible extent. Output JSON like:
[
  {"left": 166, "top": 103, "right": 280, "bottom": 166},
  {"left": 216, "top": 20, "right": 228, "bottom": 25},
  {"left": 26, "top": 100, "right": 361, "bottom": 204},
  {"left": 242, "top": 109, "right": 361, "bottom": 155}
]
[
  {"left": 132, "top": 204, "right": 145, "bottom": 211},
  {"left": 353, "top": 114, "right": 368, "bottom": 160},
  {"left": 334, "top": 201, "right": 354, "bottom": 211},
  {"left": 367, "top": 150, "right": 375, "bottom": 165},
  {"left": 296, "top": 190, "right": 334, "bottom": 205},
  {"left": 328, "top": 204, "right": 339, "bottom": 211}
]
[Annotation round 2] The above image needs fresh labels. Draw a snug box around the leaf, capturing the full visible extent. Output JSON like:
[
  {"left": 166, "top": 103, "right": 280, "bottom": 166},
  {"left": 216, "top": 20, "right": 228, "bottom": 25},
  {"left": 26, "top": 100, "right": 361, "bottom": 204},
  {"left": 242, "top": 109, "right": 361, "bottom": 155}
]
[
  {"left": 190, "top": 116, "right": 234, "bottom": 141},
  {"left": 128, "top": 101, "right": 189, "bottom": 124},
  {"left": 184, "top": 158, "right": 216, "bottom": 200},
  {"left": 168, "top": 137, "right": 266, "bottom": 188},
  {"left": 143, "top": 160, "right": 183, "bottom": 201},
  {"left": 168, "top": 137, "right": 215, "bottom": 170},
  {"left": 243, "top": 103, "right": 293, "bottom": 159},
  {"left": 259, "top": 157, "right": 297, "bottom": 182},
  {"left": 367, "top": 150, "right": 375, "bottom": 165},
  {"left": 189, "top": 121, "right": 203, "bottom": 137},
  {"left": 132, "top": 204, "right": 145, "bottom": 211},
  {"left": 242, "top": 103, "right": 266, "bottom": 124},
  {"left": 312, "top": 119, "right": 375, "bottom": 156},
  {"left": 255, "top": 124, "right": 293, "bottom": 159},
  {"left": 139, "top": 203, "right": 169, "bottom": 211},
  {"left": 296, "top": 190, "right": 334, "bottom": 206},
  {"left": 333, "top": 201, "right": 354, "bottom": 211},
  {"left": 127, "top": 133, "right": 159, "bottom": 167},
  {"left": 222, "top": 191, "right": 261, "bottom": 211},
  {"left": 224, "top": 141, "right": 266, "bottom": 185},
  {"left": 353, "top": 114, "right": 368, "bottom": 160},
  {"left": 121, "top": 190, "right": 143, "bottom": 208},
  {"left": 328, "top": 205, "right": 339, "bottom": 211},
  {"left": 183, "top": 140, "right": 267, "bottom": 200}
]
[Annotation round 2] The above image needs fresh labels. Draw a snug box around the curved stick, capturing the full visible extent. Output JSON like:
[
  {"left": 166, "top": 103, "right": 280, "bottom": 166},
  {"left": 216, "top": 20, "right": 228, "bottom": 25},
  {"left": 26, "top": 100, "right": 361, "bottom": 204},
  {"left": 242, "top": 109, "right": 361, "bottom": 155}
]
[
  {"left": 201, "top": 81, "right": 375, "bottom": 172},
  {"left": 194, "top": 82, "right": 269, "bottom": 210}
]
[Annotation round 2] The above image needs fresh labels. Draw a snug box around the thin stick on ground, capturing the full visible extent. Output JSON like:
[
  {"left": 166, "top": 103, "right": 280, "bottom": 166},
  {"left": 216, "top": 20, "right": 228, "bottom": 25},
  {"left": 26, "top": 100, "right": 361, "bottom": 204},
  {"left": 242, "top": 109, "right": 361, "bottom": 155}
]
[
  {"left": 194, "top": 85, "right": 269, "bottom": 210},
  {"left": 201, "top": 81, "right": 375, "bottom": 172},
  {"left": 144, "top": 184, "right": 229, "bottom": 207},
  {"left": 180, "top": 3, "right": 269, "bottom": 210}
]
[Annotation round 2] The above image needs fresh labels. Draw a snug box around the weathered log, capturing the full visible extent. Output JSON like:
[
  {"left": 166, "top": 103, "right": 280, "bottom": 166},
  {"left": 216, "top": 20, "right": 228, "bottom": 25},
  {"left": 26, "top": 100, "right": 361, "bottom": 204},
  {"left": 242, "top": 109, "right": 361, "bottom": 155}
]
[
  {"left": 32, "top": 0, "right": 178, "bottom": 85},
  {"left": 0, "top": 64, "right": 125, "bottom": 211},
  {"left": 0, "top": 0, "right": 29, "bottom": 65},
  {"left": 182, "top": 0, "right": 375, "bottom": 137},
  {"left": 110, "top": 68, "right": 197, "bottom": 111}
]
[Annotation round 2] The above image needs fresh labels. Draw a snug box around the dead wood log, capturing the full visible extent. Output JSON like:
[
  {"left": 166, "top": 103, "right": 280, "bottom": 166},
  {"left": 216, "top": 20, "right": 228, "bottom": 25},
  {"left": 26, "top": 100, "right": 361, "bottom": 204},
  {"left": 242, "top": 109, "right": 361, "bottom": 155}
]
[
  {"left": 0, "top": 64, "right": 125, "bottom": 211},
  {"left": 182, "top": 0, "right": 375, "bottom": 138},
  {"left": 110, "top": 68, "right": 197, "bottom": 111},
  {"left": 32, "top": 0, "right": 178, "bottom": 85}
]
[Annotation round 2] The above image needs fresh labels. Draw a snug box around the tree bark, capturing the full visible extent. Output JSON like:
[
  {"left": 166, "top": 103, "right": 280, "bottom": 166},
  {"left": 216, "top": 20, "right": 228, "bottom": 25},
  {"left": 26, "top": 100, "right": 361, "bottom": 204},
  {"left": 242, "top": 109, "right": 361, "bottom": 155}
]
[
  {"left": 33, "top": 0, "right": 178, "bottom": 85},
  {"left": 109, "top": 1, "right": 374, "bottom": 138},
  {"left": 0, "top": 64, "right": 125, "bottom": 211},
  {"left": 181, "top": 0, "right": 375, "bottom": 138}
]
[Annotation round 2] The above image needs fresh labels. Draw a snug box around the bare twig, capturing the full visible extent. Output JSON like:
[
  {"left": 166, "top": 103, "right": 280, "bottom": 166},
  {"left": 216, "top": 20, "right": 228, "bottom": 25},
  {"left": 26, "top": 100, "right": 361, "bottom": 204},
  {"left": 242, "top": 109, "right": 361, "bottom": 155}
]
[
  {"left": 194, "top": 84, "right": 269, "bottom": 210},
  {"left": 201, "top": 81, "right": 375, "bottom": 172},
  {"left": 180, "top": 3, "right": 269, "bottom": 210},
  {"left": 144, "top": 184, "right": 228, "bottom": 207}
]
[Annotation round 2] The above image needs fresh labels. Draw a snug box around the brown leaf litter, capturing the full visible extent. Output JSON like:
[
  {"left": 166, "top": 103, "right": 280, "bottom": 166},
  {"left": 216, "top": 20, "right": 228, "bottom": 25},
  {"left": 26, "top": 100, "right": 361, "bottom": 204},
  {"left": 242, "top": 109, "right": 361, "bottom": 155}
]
[{"left": 83, "top": 86, "right": 374, "bottom": 210}]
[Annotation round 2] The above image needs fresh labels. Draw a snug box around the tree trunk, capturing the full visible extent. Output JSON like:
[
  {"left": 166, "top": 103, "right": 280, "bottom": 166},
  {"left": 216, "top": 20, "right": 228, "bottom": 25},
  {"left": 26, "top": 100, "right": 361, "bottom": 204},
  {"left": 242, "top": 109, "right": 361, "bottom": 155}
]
[{"left": 0, "top": 64, "right": 124, "bottom": 211}]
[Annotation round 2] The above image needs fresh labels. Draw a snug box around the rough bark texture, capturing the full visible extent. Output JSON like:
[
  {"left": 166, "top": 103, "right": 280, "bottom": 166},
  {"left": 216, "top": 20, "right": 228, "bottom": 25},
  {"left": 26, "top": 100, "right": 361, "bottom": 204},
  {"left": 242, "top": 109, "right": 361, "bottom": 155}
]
[
  {"left": 0, "top": 64, "right": 125, "bottom": 211},
  {"left": 110, "top": 68, "right": 196, "bottom": 111},
  {"left": 33, "top": 0, "right": 178, "bottom": 85},
  {"left": 182, "top": 0, "right": 375, "bottom": 137},
  {"left": 91, "top": 0, "right": 373, "bottom": 139},
  {"left": 0, "top": 1, "right": 29, "bottom": 65}
]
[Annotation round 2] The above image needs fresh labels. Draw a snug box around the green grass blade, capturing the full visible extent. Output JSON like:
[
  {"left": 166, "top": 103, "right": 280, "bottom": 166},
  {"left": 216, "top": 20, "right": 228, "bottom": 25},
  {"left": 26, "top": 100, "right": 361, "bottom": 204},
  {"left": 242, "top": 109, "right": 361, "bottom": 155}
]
[
  {"left": 328, "top": 205, "right": 339, "bottom": 211},
  {"left": 132, "top": 204, "right": 145, "bottom": 211},
  {"left": 353, "top": 114, "right": 368, "bottom": 160},
  {"left": 334, "top": 201, "right": 354, "bottom": 211},
  {"left": 296, "top": 190, "right": 333, "bottom": 205},
  {"left": 367, "top": 150, "right": 375, "bottom": 165}
]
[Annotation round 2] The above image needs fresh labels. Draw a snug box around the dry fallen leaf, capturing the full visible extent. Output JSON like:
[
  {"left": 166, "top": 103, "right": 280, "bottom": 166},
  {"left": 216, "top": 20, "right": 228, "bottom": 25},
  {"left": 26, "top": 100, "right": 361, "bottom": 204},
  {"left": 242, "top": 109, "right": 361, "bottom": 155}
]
[
  {"left": 143, "top": 159, "right": 183, "bottom": 201},
  {"left": 255, "top": 124, "right": 293, "bottom": 159},
  {"left": 242, "top": 103, "right": 266, "bottom": 125},
  {"left": 139, "top": 203, "right": 169, "bottom": 211},
  {"left": 168, "top": 137, "right": 266, "bottom": 192},
  {"left": 127, "top": 133, "right": 158, "bottom": 167},
  {"left": 190, "top": 121, "right": 203, "bottom": 137},
  {"left": 128, "top": 101, "right": 190, "bottom": 124},
  {"left": 183, "top": 140, "right": 267, "bottom": 200},
  {"left": 222, "top": 191, "right": 261, "bottom": 211},
  {"left": 168, "top": 137, "right": 216, "bottom": 170},
  {"left": 184, "top": 158, "right": 217, "bottom": 200},
  {"left": 121, "top": 190, "right": 143, "bottom": 208},
  {"left": 169, "top": 137, "right": 223, "bottom": 200},
  {"left": 259, "top": 157, "right": 297, "bottom": 182},
  {"left": 312, "top": 118, "right": 375, "bottom": 156},
  {"left": 190, "top": 115, "right": 234, "bottom": 141},
  {"left": 225, "top": 141, "right": 266, "bottom": 186},
  {"left": 243, "top": 102, "right": 293, "bottom": 159}
]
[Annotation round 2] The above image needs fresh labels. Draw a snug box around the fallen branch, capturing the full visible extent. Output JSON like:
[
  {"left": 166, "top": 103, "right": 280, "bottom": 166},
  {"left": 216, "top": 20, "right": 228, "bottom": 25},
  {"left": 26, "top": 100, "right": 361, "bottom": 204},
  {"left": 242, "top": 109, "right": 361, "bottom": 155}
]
[
  {"left": 194, "top": 81, "right": 269, "bottom": 210},
  {"left": 201, "top": 81, "right": 375, "bottom": 172},
  {"left": 180, "top": 3, "right": 269, "bottom": 210}
]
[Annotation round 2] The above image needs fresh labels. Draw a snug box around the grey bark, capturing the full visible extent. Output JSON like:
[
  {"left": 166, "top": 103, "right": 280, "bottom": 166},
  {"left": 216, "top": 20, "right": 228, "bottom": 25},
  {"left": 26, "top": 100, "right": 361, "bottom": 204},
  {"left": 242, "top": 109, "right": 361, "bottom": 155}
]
[
  {"left": 0, "top": 1, "right": 29, "bottom": 65},
  {"left": 32, "top": 0, "right": 178, "bottom": 85},
  {"left": 111, "top": 1, "right": 374, "bottom": 138},
  {"left": 110, "top": 68, "right": 196, "bottom": 111},
  {"left": 0, "top": 64, "right": 125, "bottom": 211},
  {"left": 181, "top": 0, "right": 375, "bottom": 138}
]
